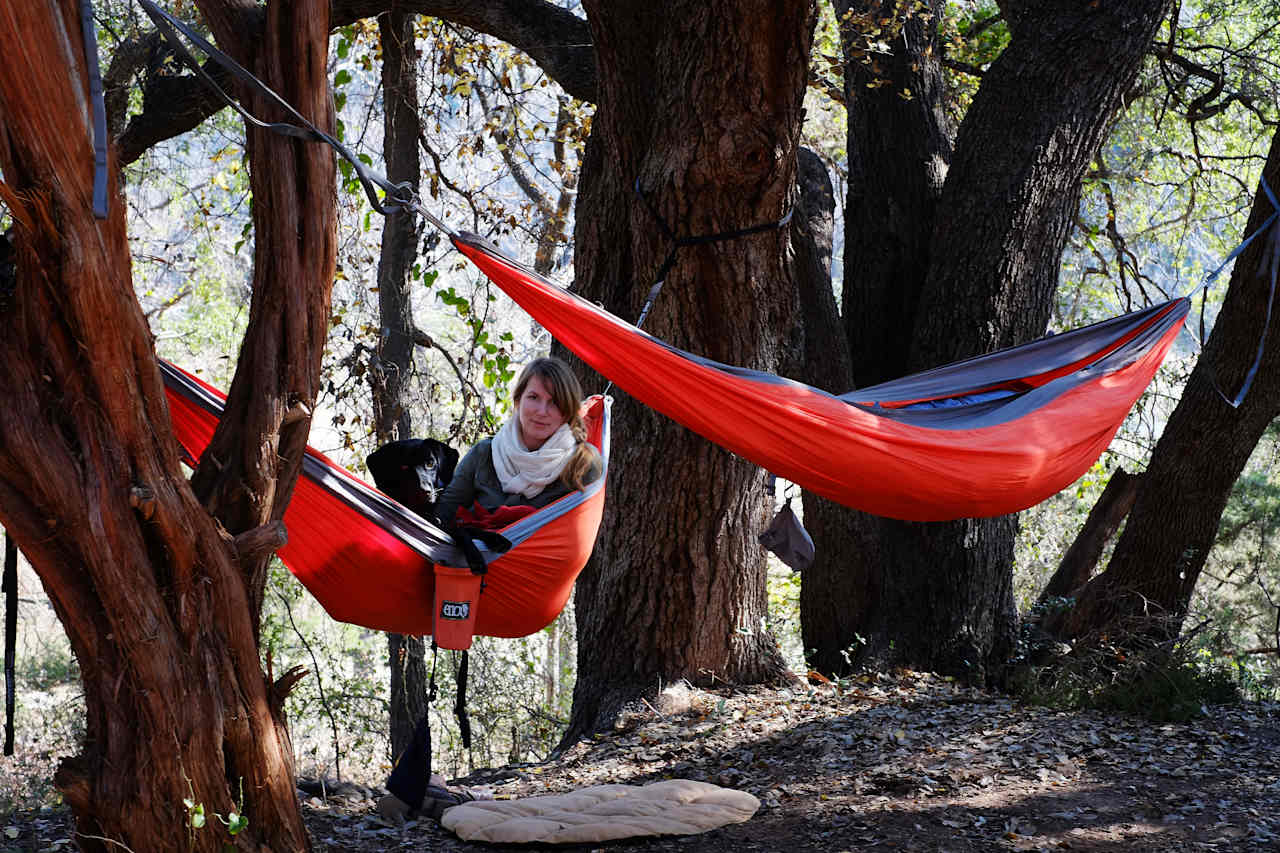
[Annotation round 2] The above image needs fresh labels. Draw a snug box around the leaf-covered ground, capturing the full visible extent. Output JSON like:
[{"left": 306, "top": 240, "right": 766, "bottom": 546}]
[
  {"left": 298, "top": 672, "right": 1279, "bottom": 852},
  {"left": 7, "top": 672, "right": 1279, "bottom": 851}
]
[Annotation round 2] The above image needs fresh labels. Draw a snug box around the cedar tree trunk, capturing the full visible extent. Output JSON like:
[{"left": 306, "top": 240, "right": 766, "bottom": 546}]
[
  {"left": 806, "top": 0, "right": 1170, "bottom": 679},
  {"left": 560, "top": 0, "right": 813, "bottom": 741},
  {"left": 0, "top": 0, "right": 333, "bottom": 849},
  {"left": 1057, "top": 129, "right": 1280, "bottom": 641}
]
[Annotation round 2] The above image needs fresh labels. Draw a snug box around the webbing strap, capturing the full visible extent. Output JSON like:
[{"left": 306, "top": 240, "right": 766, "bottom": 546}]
[
  {"left": 634, "top": 179, "right": 795, "bottom": 250},
  {"left": 630, "top": 180, "right": 794, "bottom": 330},
  {"left": 79, "top": 0, "right": 108, "bottom": 218},
  {"left": 137, "top": 0, "right": 456, "bottom": 237},
  {"left": 634, "top": 180, "right": 794, "bottom": 302},
  {"left": 428, "top": 640, "right": 439, "bottom": 702},
  {"left": 3, "top": 534, "right": 16, "bottom": 756},
  {"left": 454, "top": 650, "right": 471, "bottom": 750},
  {"left": 603, "top": 182, "right": 794, "bottom": 397},
  {"left": 1203, "top": 179, "right": 1280, "bottom": 408}
]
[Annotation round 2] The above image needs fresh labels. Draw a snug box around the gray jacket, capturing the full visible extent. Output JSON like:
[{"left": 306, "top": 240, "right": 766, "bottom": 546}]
[{"left": 435, "top": 438, "right": 602, "bottom": 524}]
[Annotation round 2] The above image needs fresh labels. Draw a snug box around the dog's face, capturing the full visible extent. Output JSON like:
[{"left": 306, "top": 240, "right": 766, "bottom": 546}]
[{"left": 367, "top": 438, "right": 459, "bottom": 517}]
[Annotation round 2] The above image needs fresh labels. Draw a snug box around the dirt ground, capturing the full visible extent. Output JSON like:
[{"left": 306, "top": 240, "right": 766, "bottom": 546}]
[{"left": 7, "top": 671, "right": 1279, "bottom": 851}]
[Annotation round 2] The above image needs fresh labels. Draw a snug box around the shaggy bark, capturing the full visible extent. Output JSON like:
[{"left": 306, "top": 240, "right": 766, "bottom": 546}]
[
  {"left": 558, "top": 0, "right": 813, "bottom": 744},
  {"left": 811, "top": 0, "right": 1171, "bottom": 679},
  {"left": 0, "top": 0, "right": 332, "bottom": 848},
  {"left": 1057, "top": 129, "right": 1280, "bottom": 641}
]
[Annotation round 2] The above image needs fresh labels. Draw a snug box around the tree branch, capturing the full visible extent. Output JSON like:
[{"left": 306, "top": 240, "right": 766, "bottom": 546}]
[
  {"left": 331, "top": 0, "right": 596, "bottom": 101},
  {"left": 233, "top": 520, "right": 289, "bottom": 563},
  {"left": 109, "top": 0, "right": 595, "bottom": 165}
]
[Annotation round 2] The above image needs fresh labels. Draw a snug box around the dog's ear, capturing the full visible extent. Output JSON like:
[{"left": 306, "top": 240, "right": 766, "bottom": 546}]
[{"left": 437, "top": 443, "right": 460, "bottom": 487}]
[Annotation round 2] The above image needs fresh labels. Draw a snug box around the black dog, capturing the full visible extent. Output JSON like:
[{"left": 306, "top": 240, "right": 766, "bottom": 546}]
[{"left": 366, "top": 438, "right": 459, "bottom": 520}]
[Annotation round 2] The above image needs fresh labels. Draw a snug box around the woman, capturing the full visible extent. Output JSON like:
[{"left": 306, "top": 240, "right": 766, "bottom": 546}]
[
  {"left": 380, "top": 357, "right": 601, "bottom": 824},
  {"left": 434, "top": 356, "right": 602, "bottom": 528}
]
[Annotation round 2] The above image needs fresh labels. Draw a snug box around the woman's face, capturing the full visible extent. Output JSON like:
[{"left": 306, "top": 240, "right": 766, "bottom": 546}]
[{"left": 517, "top": 374, "right": 566, "bottom": 450}]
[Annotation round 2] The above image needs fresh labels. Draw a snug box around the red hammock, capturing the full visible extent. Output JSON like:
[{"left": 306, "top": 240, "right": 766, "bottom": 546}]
[
  {"left": 453, "top": 232, "right": 1189, "bottom": 522},
  {"left": 160, "top": 361, "right": 609, "bottom": 640}
]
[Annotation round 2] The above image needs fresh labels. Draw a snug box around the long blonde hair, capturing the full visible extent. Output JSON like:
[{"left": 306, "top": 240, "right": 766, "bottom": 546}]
[{"left": 512, "top": 357, "right": 598, "bottom": 490}]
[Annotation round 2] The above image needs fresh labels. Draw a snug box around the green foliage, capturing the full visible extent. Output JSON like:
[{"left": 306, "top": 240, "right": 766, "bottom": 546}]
[
  {"left": 766, "top": 551, "right": 806, "bottom": 674},
  {"left": 939, "top": 1, "right": 1008, "bottom": 117},
  {"left": 184, "top": 776, "right": 247, "bottom": 852},
  {"left": 260, "top": 562, "right": 388, "bottom": 783}
]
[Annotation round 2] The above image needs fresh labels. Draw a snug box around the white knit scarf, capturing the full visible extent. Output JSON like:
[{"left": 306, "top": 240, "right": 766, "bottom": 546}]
[{"left": 490, "top": 415, "right": 577, "bottom": 498}]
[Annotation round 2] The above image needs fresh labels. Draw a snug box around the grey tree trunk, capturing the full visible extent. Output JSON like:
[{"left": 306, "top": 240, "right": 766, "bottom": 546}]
[
  {"left": 373, "top": 8, "right": 431, "bottom": 763},
  {"left": 559, "top": 0, "right": 814, "bottom": 743},
  {"left": 806, "top": 0, "right": 1171, "bottom": 679},
  {"left": 1057, "top": 129, "right": 1280, "bottom": 642},
  {"left": 784, "top": 149, "right": 873, "bottom": 674},
  {"left": 1037, "top": 468, "right": 1141, "bottom": 612}
]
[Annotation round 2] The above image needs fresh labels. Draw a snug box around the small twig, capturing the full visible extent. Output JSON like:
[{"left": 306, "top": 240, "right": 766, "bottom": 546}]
[
  {"left": 75, "top": 834, "right": 139, "bottom": 853},
  {"left": 275, "top": 586, "right": 342, "bottom": 781}
]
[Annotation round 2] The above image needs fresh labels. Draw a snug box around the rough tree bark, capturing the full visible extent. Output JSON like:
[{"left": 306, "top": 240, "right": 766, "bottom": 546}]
[
  {"left": 373, "top": 9, "right": 431, "bottom": 761},
  {"left": 559, "top": 0, "right": 814, "bottom": 741},
  {"left": 805, "top": 0, "right": 1171, "bottom": 679},
  {"left": 0, "top": 0, "right": 331, "bottom": 849},
  {"left": 1056, "top": 128, "right": 1280, "bottom": 641},
  {"left": 784, "top": 148, "right": 871, "bottom": 673}
]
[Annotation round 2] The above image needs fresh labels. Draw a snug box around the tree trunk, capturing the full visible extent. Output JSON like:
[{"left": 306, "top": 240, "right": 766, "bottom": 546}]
[
  {"left": 784, "top": 148, "right": 873, "bottom": 675},
  {"left": 560, "top": 0, "right": 813, "bottom": 742},
  {"left": 1037, "top": 468, "right": 1141, "bottom": 611},
  {"left": 1057, "top": 129, "right": 1280, "bottom": 641},
  {"left": 838, "top": 0, "right": 953, "bottom": 390},
  {"left": 0, "top": 1, "right": 330, "bottom": 849},
  {"left": 187, "top": 0, "right": 337, "bottom": 638},
  {"left": 810, "top": 0, "right": 1170, "bottom": 679},
  {"left": 373, "top": 7, "right": 431, "bottom": 762}
]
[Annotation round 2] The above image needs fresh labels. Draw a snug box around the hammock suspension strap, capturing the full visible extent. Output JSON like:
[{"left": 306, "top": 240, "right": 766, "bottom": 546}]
[
  {"left": 601, "top": 182, "right": 794, "bottom": 397},
  {"left": 1197, "top": 178, "right": 1280, "bottom": 408},
  {"left": 632, "top": 179, "right": 794, "bottom": 330},
  {"left": 137, "top": 0, "right": 456, "bottom": 237},
  {"left": 3, "top": 533, "right": 16, "bottom": 756},
  {"left": 79, "top": 0, "right": 109, "bottom": 218}
]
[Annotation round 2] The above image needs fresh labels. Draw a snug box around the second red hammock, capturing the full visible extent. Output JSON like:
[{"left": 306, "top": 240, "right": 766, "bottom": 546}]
[
  {"left": 160, "top": 361, "right": 610, "bottom": 640},
  {"left": 454, "top": 232, "right": 1189, "bottom": 522}
]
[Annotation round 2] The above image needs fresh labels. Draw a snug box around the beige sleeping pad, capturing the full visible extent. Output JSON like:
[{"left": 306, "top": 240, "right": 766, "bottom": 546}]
[{"left": 441, "top": 779, "right": 760, "bottom": 844}]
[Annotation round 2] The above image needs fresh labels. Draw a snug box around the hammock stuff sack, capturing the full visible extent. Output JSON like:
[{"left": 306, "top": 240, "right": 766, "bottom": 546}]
[
  {"left": 453, "top": 232, "right": 1190, "bottom": 523},
  {"left": 159, "top": 361, "right": 610, "bottom": 644}
]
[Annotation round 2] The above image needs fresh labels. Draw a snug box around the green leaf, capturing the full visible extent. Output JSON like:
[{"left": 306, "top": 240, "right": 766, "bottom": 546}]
[{"left": 334, "top": 69, "right": 352, "bottom": 87}]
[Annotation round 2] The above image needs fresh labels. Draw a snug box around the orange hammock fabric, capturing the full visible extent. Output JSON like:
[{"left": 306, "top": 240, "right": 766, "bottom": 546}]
[
  {"left": 160, "top": 361, "right": 609, "bottom": 638},
  {"left": 453, "top": 232, "right": 1189, "bottom": 522}
]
